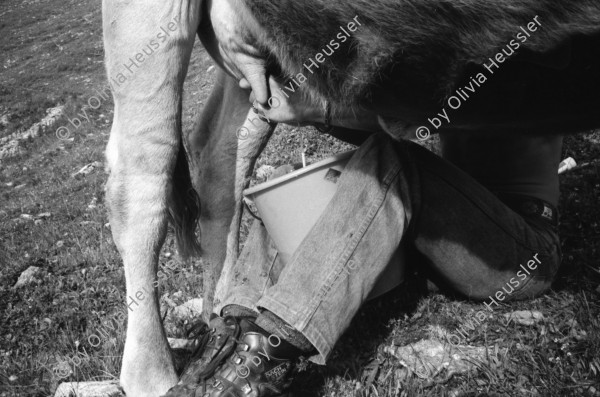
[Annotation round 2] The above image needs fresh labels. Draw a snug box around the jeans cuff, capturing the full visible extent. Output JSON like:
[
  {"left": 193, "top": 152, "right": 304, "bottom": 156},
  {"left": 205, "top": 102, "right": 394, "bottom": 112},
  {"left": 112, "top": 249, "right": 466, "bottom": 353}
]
[
  {"left": 216, "top": 286, "right": 263, "bottom": 316},
  {"left": 257, "top": 295, "right": 330, "bottom": 365}
]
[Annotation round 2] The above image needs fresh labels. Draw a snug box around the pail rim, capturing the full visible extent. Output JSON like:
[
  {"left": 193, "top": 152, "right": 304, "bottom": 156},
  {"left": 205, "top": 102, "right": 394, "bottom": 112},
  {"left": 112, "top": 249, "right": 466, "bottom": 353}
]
[{"left": 243, "top": 149, "right": 356, "bottom": 197}]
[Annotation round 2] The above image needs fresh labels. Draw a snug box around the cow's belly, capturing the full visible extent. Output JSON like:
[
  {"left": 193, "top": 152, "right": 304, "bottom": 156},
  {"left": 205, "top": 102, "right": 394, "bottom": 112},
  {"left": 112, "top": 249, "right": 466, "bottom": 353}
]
[
  {"left": 242, "top": 0, "right": 600, "bottom": 134},
  {"left": 372, "top": 32, "right": 600, "bottom": 134}
]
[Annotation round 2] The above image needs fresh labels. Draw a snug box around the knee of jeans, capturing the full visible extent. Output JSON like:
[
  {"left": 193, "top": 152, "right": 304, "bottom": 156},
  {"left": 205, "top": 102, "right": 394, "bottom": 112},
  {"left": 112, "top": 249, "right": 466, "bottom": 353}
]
[
  {"left": 465, "top": 270, "right": 553, "bottom": 302},
  {"left": 466, "top": 280, "right": 510, "bottom": 301},
  {"left": 509, "top": 275, "right": 553, "bottom": 301}
]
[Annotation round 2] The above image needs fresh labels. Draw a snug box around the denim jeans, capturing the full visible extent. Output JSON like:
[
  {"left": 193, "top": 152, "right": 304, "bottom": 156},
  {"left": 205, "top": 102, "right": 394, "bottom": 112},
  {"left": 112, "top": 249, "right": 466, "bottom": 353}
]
[{"left": 217, "top": 132, "right": 561, "bottom": 364}]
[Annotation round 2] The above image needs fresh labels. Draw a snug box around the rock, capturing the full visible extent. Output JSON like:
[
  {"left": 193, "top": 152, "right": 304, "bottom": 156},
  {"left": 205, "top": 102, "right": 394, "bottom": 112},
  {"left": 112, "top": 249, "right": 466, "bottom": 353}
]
[
  {"left": 36, "top": 212, "right": 51, "bottom": 219},
  {"left": 255, "top": 164, "right": 276, "bottom": 181},
  {"left": 40, "top": 317, "right": 52, "bottom": 331},
  {"left": 79, "top": 221, "right": 100, "bottom": 226},
  {"left": 0, "top": 114, "right": 10, "bottom": 127},
  {"left": 558, "top": 157, "right": 577, "bottom": 174},
  {"left": 384, "top": 339, "right": 503, "bottom": 381},
  {"left": 0, "top": 107, "right": 64, "bottom": 160},
  {"left": 71, "top": 161, "right": 103, "bottom": 178},
  {"left": 503, "top": 310, "right": 544, "bottom": 326},
  {"left": 171, "top": 298, "right": 204, "bottom": 320},
  {"left": 162, "top": 295, "right": 178, "bottom": 308},
  {"left": 54, "top": 381, "right": 124, "bottom": 397},
  {"left": 87, "top": 197, "right": 98, "bottom": 210},
  {"left": 20, "top": 214, "right": 34, "bottom": 220},
  {"left": 14, "top": 266, "right": 43, "bottom": 288},
  {"left": 168, "top": 337, "right": 198, "bottom": 352}
]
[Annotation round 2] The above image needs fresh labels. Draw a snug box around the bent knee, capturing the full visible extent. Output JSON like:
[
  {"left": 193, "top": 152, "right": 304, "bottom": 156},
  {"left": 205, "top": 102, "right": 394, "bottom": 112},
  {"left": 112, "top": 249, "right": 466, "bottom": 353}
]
[{"left": 465, "top": 263, "right": 558, "bottom": 303}]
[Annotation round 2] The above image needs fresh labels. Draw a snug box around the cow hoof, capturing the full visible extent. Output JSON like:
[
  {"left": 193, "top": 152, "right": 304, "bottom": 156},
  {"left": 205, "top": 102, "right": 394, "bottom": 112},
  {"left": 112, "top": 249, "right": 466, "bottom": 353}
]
[
  {"left": 120, "top": 376, "right": 177, "bottom": 397},
  {"left": 120, "top": 362, "right": 178, "bottom": 397}
]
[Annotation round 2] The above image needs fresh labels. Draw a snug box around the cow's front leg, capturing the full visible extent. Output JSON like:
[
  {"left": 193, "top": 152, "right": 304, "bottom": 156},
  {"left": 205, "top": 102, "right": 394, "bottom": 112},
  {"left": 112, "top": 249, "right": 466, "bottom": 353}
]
[{"left": 102, "top": 1, "right": 201, "bottom": 396}]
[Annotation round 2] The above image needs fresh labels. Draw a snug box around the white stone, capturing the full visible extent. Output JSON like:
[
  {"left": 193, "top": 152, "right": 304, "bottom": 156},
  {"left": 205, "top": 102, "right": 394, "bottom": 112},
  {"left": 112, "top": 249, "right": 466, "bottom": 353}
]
[
  {"left": 255, "top": 164, "right": 276, "bottom": 180},
  {"left": 384, "top": 338, "right": 504, "bottom": 381},
  {"left": 54, "top": 381, "right": 123, "bottom": 397},
  {"left": 168, "top": 337, "right": 198, "bottom": 351},
  {"left": 503, "top": 310, "right": 544, "bottom": 326},
  {"left": 72, "top": 161, "right": 103, "bottom": 178},
  {"left": 171, "top": 298, "right": 204, "bottom": 320},
  {"left": 0, "top": 106, "right": 64, "bottom": 160},
  {"left": 14, "top": 266, "right": 43, "bottom": 288}
]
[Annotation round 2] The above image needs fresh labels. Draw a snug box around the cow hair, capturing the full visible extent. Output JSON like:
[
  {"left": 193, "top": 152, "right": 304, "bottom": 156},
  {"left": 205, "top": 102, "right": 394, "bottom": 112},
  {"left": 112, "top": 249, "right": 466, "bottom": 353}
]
[
  {"left": 168, "top": 138, "right": 202, "bottom": 260},
  {"left": 243, "top": 0, "right": 600, "bottom": 125}
]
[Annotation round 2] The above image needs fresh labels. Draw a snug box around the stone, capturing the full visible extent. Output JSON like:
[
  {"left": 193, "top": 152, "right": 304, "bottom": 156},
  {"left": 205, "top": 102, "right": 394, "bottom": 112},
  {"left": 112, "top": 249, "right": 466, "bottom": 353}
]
[
  {"left": 71, "top": 161, "right": 103, "bottom": 178},
  {"left": 168, "top": 337, "right": 198, "bottom": 352},
  {"left": 384, "top": 338, "right": 504, "bottom": 382},
  {"left": 255, "top": 164, "right": 276, "bottom": 181},
  {"left": 171, "top": 298, "right": 204, "bottom": 321},
  {"left": 0, "top": 106, "right": 64, "bottom": 160},
  {"left": 54, "top": 381, "right": 124, "bottom": 397},
  {"left": 14, "top": 266, "right": 43, "bottom": 288},
  {"left": 503, "top": 310, "right": 544, "bottom": 326}
]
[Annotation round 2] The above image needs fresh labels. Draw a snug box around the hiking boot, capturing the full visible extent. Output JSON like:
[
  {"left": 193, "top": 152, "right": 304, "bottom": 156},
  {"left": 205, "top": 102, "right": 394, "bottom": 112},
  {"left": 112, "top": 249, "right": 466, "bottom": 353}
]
[
  {"left": 174, "top": 318, "right": 302, "bottom": 397},
  {"left": 164, "top": 316, "right": 246, "bottom": 396}
]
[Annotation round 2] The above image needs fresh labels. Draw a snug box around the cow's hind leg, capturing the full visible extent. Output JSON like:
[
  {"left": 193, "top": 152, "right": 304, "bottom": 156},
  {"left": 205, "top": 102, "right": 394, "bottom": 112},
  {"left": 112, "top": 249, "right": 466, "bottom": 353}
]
[
  {"left": 186, "top": 69, "right": 275, "bottom": 319},
  {"left": 102, "top": 1, "right": 201, "bottom": 396}
]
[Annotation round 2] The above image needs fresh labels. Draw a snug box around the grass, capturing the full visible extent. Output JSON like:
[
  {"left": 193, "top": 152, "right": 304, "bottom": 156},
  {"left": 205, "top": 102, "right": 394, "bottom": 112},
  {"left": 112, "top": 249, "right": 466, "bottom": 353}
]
[{"left": 1, "top": 0, "right": 599, "bottom": 396}]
